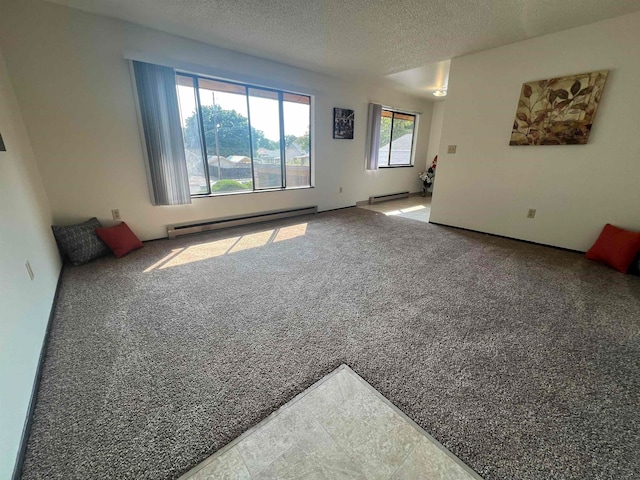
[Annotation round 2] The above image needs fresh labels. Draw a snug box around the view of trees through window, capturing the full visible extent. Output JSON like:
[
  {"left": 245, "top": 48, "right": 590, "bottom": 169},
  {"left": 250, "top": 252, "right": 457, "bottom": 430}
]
[
  {"left": 176, "top": 74, "right": 311, "bottom": 195},
  {"left": 378, "top": 109, "right": 416, "bottom": 167}
]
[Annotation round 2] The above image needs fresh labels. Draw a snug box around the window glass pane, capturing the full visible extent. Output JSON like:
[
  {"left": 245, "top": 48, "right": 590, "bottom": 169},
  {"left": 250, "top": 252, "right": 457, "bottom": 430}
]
[
  {"left": 177, "top": 73, "right": 312, "bottom": 196},
  {"left": 176, "top": 75, "right": 208, "bottom": 195},
  {"left": 198, "top": 78, "right": 245, "bottom": 95},
  {"left": 378, "top": 111, "right": 392, "bottom": 167},
  {"left": 283, "top": 95, "right": 311, "bottom": 187},
  {"left": 249, "top": 88, "right": 278, "bottom": 100},
  {"left": 176, "top": 75, "right": 195, "bottom": 87},
  {"left": 248, "top": 88, "right": 282, "bottom": 189},
  {"left": 389, "top": 113, "right": 415, "bottom": 165},
  {"left": 283, "top": 92, "right": 310, "bottom": 105},
  {"left": 199, "top": 81, "right": 253, "bottom": 193}
]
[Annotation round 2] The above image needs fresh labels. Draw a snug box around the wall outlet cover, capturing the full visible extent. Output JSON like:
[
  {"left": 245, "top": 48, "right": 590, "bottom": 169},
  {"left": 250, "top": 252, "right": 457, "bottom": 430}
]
[
  {"left": 527, "top": 208, "right": 536, "bottom": 218},
  {"left": 111, "top": 209, "right": 121, "bottom": 220},
  {"left": 447, "top": 145, "right": 457, "bottom": 154}
]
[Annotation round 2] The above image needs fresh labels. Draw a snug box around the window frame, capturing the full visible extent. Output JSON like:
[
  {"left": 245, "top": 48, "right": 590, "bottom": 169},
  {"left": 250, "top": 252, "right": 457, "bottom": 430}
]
[
  {"left": 378, "top": 109, "right": 417, "bottom": 169},
  {"left": 175, "top": 72, "right": 313, "bottom": 197}
]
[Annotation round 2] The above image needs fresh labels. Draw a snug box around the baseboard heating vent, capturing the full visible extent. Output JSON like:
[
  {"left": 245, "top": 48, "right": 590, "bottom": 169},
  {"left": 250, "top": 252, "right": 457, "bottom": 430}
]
[
  {"left": 167, "top": 206, "right": 317, "bottom": 239},
  {"left": 368, "top": 191, "right": 410, "bottom": 205}
]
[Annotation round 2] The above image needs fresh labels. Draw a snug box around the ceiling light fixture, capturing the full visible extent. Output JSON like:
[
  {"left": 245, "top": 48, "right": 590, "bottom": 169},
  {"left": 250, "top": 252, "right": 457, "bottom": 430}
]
[{"left": 433, "top": 89, "right": 447, "bottom": 97}]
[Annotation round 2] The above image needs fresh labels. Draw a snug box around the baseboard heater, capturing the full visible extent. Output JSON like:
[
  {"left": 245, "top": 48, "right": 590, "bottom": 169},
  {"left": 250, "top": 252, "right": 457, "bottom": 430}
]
[
  {"left": 368, "top": 191, "right": 410, "bottom": 205},
  {"left": 167, "top": 206, "right": 317, "bottom": 239}
]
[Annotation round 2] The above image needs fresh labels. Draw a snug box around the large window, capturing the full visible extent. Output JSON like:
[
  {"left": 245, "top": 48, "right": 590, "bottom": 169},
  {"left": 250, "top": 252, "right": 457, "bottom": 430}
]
[
  {"left": 176, "top": 74, "right": 311, "bottom": 196},
  {"left": 378, "top": 109, "right": 416, "bottom": 167}
]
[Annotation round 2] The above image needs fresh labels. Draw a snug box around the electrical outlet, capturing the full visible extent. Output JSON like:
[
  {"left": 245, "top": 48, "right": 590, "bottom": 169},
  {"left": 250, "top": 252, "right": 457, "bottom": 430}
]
[
  {"left": 447, "top": 145, "right": 457, "bottom": 154},
  {"left": 111, "top": 209, "right": 121, "bottom": 220},
  {"left": 339, "top": 187, "right": 343, "bottom": 193},
  {"left": 25, "top": 260, "right": 35, "bottom": 281},
  {"left": 527, "top": 208, "right": 536, "bottom": 219}
]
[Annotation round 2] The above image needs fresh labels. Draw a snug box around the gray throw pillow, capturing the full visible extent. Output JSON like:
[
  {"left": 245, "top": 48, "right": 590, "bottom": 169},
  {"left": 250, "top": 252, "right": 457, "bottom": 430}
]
[{"left": 52, "top": 217, "right": 110, "bottom": 266}]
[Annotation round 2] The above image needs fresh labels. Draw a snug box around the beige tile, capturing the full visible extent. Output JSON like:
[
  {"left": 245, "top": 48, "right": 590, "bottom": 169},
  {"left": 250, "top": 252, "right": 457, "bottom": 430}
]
[
  {"left": 316, "top": 377, "right": 424, "bottom": 480},
  {"left": 323, "top": 375, "right": 396, "bottom": 431},
  {"left": 255, "top": 401, "right": 361, "bottom": 479},
  {"left": 251, "top": 470, "right": 279, "bottom": 480},
  {"left": 282, "top": 403, "right": 337, "bottom": 453},
  {"left": 236, "top": 400, "right": 334, "bottom": 476},
  {"left": 189, "top": 447, "right": 251, "bottom": 480},
  {"left": 335, "top": 369, "right": 370, "bottom": 401},
  {"left": 235, "top": 407, "right": 299, "bottom": 475},
  {"left": 266, "top": 440, "right": 367, "bottom": 480},
  {"left": 350, "top": 414, "right": 424, "bottom": 480},
  {"left": 391, "top": 437, "right": 475, "bottom": 480},
  {"left": 297, "top": 373, "right": 345, "bottom": 417}
]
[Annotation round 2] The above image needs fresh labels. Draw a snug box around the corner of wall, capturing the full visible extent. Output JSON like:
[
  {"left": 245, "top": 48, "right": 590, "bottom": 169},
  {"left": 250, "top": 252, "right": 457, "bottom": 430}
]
[{"left": 0, "top": 45, "right": 62, "bottom": 480}]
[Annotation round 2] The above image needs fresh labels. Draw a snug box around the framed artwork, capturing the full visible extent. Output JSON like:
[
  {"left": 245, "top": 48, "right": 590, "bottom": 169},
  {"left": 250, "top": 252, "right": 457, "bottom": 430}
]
[
  {"left": 333, "top": 108, "right": 354, "bottom": 139},
  {"left": 0, "top": 132, "right": 5, "bottom": 152},
  {"left": 509, "top": 70, "right": 608, "bottom": 146}
]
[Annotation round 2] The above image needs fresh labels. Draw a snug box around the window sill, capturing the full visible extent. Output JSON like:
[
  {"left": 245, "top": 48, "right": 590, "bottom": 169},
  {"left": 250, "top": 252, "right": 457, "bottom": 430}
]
[
  {"left": 191, "top": 185, "right": 314, "bottom": 199},
  {"left": 378, "top": 165, "right": 414, "bottom": 169}
]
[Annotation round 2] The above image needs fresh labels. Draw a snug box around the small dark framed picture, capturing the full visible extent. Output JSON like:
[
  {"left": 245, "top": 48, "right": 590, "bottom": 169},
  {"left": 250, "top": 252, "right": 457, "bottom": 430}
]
[
  {"left": 333, "top": 108, "right": 354, "bottom": 139},
  {"left": 0, "top": 132, "right": 6, "bottom": 152}
]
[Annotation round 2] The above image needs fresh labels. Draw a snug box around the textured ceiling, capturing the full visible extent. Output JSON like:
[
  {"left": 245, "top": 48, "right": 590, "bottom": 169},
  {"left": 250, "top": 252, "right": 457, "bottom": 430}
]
[{"left": 46, "top": 0, "right": 640, "bottom": 96}]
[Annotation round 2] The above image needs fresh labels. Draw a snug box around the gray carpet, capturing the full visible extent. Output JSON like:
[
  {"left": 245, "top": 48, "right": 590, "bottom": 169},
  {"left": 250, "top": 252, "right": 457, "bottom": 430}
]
[{"left": 22, "top": 207, "right": 640, "bottom": 479}]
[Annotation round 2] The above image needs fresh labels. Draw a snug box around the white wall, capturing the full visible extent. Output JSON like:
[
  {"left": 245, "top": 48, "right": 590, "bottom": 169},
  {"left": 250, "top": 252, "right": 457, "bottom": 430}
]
[
  {"left": 425, "top": 101, "right": 445, "bottom": 193},
  {"left": 0, "top": 0, "right": 433, "bottom": 241},
  {"left": 426, "top": 101, "right": 445, "bottom": 170},
  {"left": 430, "top": 11, "right": 640, "bottom": 251},
  {"left": 0, "top": 47, "right": 62, "bottom": 479}
]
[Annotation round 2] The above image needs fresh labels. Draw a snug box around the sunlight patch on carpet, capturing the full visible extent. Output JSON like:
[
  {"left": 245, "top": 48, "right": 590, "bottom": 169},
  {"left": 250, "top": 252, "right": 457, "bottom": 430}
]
[{"left": 144, "top": 223, "right": 308, "bottom": 272}]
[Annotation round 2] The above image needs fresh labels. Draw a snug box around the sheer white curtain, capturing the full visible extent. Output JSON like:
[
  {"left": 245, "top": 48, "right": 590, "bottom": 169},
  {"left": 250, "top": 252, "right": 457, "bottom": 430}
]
[
  {"left": 133, "top": 61, "right": 192, "bottom": 205},
  {"left": 365, "top": 103, "right": 383, "bottom": 170}
]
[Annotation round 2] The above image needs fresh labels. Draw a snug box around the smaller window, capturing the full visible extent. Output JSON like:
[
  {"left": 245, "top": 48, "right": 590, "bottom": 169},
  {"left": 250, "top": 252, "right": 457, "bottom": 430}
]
[{"left": 378, "top": 109, "right": 416, "bottom": 167}]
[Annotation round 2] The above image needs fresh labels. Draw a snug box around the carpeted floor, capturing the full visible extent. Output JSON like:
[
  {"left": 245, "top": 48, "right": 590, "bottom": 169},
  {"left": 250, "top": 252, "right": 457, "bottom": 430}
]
[{"left": 22, "top": 207, "right": 640, "bottom": 480}]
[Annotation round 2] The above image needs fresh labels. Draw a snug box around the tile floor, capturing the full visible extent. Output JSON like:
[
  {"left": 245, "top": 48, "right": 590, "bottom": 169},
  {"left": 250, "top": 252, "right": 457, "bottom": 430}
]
[
  {"left": 357, "top": 196, "right": 432, "bottom": 223},
  {"left": 180, "top": 365, "right": 481, "bottom": 480}
]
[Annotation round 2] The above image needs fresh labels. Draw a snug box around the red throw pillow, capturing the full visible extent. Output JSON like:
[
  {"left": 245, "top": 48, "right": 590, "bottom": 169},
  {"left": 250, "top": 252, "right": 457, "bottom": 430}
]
[
  {"left": 585, "top": 224, "right": 640, "bottom": 273},
  {"left": 95, "top": 222, "right": 143, "bottom": 259}
]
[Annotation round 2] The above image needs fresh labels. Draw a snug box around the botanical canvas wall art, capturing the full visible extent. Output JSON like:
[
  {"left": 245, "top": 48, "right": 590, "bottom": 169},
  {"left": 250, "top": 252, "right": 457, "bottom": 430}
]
[{"left": 509, "top": 70, "right": 608, "bottom": 146}]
